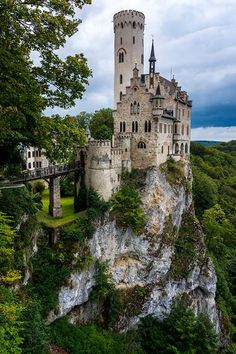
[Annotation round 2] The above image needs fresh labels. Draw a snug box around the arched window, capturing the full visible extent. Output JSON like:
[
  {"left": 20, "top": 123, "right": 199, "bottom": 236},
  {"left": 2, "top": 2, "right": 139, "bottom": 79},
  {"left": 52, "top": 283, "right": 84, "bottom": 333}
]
[
  {"left": 119, "top": 52, "right": 124, "bottom": 63},
  {"left": 123, "top": 122, "right": 126, "bottom": 132},
  {"left": 175, "top": 143, "right": 179, "bottom": 154},
  {"left": 138, "top": 142, "right": 146, "bottom": 149},
  {"left": 135, "top": 121, "right": 138, "bottom": 132},
  {"left": 133, "top": 101, "right": 137, "bottom": 114},
  {"left": 120, "top": 122, "right": 122, "bottom": 132},
  {"left": 120, "top": 74, "right": 123, "bottom": 84},
  {"left": 121, "top": 22, "right": 124, "bottom": 28},
  {"left": 133, "top": 21, "right": 136, "bottom": 29},
  {"left": 145, "top": 121, "right": 148, "bottom": 133},
  {"left": 137, "top": 103, "right": 140, "bottom": 114},
  {"left": 132, "top": 121, "right": 135, "bottom": 132},
  {"left": 133, "top": 36, "right": 135, "bottom": 44},
  {"left": 148, "top": 121, "right": 151, "bottom": 132},
  {"left": 185, "top": 143, "right": 188, "bottom": 154},
  {"left": 120, "top": 91, "right": 122, "bottom": 101},
  {"left": 181, "top": 143, "right": 184, "bottom": 155},
  {"left": 130, "top": 103, "right": 133, "bottom": 114},
  {"left": 141, "top": 54, "right": 144, "bottom": 64}
]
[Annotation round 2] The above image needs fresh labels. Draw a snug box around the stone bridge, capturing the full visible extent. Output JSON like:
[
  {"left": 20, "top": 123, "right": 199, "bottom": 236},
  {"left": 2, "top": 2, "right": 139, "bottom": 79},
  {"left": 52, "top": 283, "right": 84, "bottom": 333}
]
[{"left": 1, "top": 162, "right": 84, "bottom": 218}]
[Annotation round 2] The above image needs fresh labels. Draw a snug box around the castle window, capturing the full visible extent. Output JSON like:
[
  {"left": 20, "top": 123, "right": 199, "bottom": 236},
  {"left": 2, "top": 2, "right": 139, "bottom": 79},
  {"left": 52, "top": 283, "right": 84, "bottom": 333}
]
[
  {"left": 119, "top": 52, "right": 124, "bottom": 63},
  {"left": 28, "top": 151, "right": 31, "bottom": 158},
  {"left": 161, "top": 146, "right": 164, "bottom": 154},
  {"left": 182, "top": 109, "right": 185, "bottom": 117},
  {"left": 141, "top": 54, "right": 144, "bottom": 64},
  {"left": 174, "top": 124, "right": 178, "bottom": 134},
  {"left": 145, "top": 121, "right": 151, "bottom": 133},
  {"left": 36, "top": 150, "right": 39, "bottom": 157},
  {"left": 175, "top": 143, "right": 179, "bottom": 154},
  {"left": 133, "top": 36, "right": 135, "bottom": 44},
  {"left": 33, "top": 161, "right": 35, "bottom": 168},
  {"left": 120, "top": 91, "right": 122, "bottom": 101},
  {"left": 181, "top": 143, "right": 184, "bottom": 155},
  {"left": 132, "top": 121, "right": 135, "bottom": 132},
  {"left": 133, "top": 101, "right": 137, "bottom": 114},
  {"left": 120, "top": 37, "right": 122, "bottom": 45},
  {"left": 120, "top": 74, "right": 123, "bottom": 84},
  {"left": 28, "top": 162, "right": 31, "bottom": 169},
  {"left": 32, "top": 151, "right": 35, "bottom": 157},
  {"left": 39, "top": 162, "right": 42, "bottom": 168},
  {"left": 159, "top": 123, "right": 162, "bottom": 133},
  {"left": 120, "top": 122, "right": 122, "bottom": 132},
  {"left": 185, "top": 143, "right": 189, "bottom": 154},
  {"left": 121, "top": 22, "right": 124, "bottom": 28},
  {"left": 130, "top": 103, "right": 133, "bottom": 114},
  {"left": 138, "top": 141, "right": 146, "bottom": 149},
  {"left": 135, "top": 121, "right": 138, "bottom": 132},
  {"left": 164, "top": 124, "right": 167, "bottom": 134},
  {"left": 133, "top": 21, "right": 136, "bottom": 29},
  {"left": 123, "top": 122, "right": 126, "bottom": 132},
  {"left": 182, "top": 124, "right": 184, "bottom": 135},
  {"left": 137, "top": 103, "right": 140, "bottom": 114}
]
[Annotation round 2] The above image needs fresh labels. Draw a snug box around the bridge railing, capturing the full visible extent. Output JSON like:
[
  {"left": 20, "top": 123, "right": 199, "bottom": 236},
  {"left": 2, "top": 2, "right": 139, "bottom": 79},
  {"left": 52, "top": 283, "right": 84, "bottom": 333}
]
[{"left": 9, "top": 161, "right": 82, "bottom": 184}]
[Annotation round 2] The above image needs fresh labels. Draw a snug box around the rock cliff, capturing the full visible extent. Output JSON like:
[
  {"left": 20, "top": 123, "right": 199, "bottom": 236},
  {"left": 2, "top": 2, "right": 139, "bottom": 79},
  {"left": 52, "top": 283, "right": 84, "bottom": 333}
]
[{"left": 49, "top": 160, "right": 219, "bottom": 331}]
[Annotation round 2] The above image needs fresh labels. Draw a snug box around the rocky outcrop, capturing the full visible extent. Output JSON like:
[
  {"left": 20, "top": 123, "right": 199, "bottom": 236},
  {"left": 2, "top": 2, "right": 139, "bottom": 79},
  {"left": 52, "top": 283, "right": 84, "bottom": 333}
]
[{"left": 49, "top": 161, "right": 219, "bottom": 331}]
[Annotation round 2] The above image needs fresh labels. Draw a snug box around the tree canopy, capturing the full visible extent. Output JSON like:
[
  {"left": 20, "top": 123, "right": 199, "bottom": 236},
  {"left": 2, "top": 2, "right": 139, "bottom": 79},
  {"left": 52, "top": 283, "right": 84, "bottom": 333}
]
[
  {"left": 89, "top": 108, "right": 114, "bottom": 140},
  {"left": 0, "top": 0, "right": 91, "bottom": 167}
]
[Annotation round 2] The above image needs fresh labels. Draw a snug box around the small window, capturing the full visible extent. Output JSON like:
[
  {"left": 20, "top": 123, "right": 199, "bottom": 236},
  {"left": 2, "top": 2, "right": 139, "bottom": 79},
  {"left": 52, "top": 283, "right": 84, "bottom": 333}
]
[
  {"left": 175, "top": 143, "right": 179, "bottom": 154},
  {"left": 32, "top": 151, "right": 35, "bottom": 157},
  {"left": 161, "top": 146, "right": 164, "bottom": 154},
  {"left": 182, "top": 124, "right": 184, "bottom": 135},
  {"left": 133, "top": 36, "right": 135, "bottom": 44},
  {"left": 174, "top": 124, "right": 178, "bottom": 134},
  {"left": 121, "top": 22, "right": 124, "bottom": 28},
  {"left": 120, "top": 74, "right": 123, "bottom": 84},
  {"left": 36, "top": 150, "right": 39, "bottom": 157},
  {"left": 130, "top": 103, "right": 133, "bottom": 114},
  {"left": 120, "top": 122, "right": 122, "bottom": 132},
  {"left": 141, "top": 54, "right": 144, "bottom": 64},
  {"left": 33, "top": 161, "right": 35, "bottom": 168},
  {"left": 133, "top": 21, "right": 136, "bottom": 29},
  {"left": 185, "top": 143, "right": 188, "bottom": 154},
  {"left": 28, "top": 162, "right": 31, "bottom": 169},
  {"left": 132, "top": 121, "right": 135, "bottom": 133},
  {"left": 28, "top": 151, "right": 31, "bottom": 158},
  {"left": 39, "top": 162, "right": 42, "bottom": 168},
  {"left": 164, "top": 124, "right": 167, "bottom": 134},
  {"left": 119, "top": 52, "right": 124, "bottom": 63},
  {"left": 159, "top": 123, "right": 162, "bottom": 133},
  {"left": 36, "top": 162, "right": 39, "bottom": 168},
  {"left": 135, "top": 121, "right": 138, "bottom": 133},
  {"left": 120, "top": 91, "right": 122, "bottom": 101},
  {"left": 138, "top": 142, "right": 146, "bottom": 149},
  {"left": 137, "top": 103, "right": 140, "bottom": 114},
  {"left": 133, "top": 101, "right": 137, "bottom": 114},
  {"left": 123, "top": 122, "right": 126, "bottom": 132},
  {"left": 39, "top": 150, "right": 41, "bottom": 157}
]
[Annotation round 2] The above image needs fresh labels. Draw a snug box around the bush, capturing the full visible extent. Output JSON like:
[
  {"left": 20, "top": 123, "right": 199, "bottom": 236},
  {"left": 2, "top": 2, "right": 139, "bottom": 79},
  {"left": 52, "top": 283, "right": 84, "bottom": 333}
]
[
  {"left": 138, "top": 301, "right": 218, "bottom": 354},
  {"left": 111, "top": 185, "right": 146, "bottom": 233}
]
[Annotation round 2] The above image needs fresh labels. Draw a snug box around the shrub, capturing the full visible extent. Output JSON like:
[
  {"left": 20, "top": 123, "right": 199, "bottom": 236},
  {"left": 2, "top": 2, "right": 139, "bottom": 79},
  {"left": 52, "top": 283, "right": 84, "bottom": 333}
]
[{"left": 111, "top": 185, "right": 146, "bottom": 233}]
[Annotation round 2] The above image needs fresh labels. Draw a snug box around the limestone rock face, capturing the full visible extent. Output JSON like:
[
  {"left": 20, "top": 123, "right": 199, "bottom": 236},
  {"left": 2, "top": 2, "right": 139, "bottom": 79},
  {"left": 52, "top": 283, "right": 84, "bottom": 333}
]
[{"left": 51, "top": 162, "right": 219, "bottom": 331}]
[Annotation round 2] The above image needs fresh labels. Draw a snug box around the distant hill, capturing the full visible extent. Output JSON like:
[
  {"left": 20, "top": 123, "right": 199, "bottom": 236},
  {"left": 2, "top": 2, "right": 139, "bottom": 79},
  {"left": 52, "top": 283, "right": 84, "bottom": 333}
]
[{"left": 192, "top": 140, "right": 223, "bottom": 147}]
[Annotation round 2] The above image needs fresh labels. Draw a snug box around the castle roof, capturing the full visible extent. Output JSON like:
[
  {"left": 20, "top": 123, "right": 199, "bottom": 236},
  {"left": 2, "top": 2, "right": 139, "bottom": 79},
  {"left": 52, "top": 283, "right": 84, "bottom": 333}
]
[{"left": 149, "top": 39, "right": 156, "bottom": 62}]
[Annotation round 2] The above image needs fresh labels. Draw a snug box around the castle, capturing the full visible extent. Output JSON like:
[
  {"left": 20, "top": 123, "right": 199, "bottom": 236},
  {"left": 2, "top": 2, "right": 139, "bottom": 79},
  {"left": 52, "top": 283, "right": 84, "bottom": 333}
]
[{"left": 78, "top": 10, "right": 192, "bottom": 201}]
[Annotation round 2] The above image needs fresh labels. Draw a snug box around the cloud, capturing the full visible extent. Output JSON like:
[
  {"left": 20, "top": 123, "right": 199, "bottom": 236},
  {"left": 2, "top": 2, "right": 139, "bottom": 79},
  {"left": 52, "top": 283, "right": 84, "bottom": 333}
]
[
  {"left": 47, "top": 0, "right": 236, "bottom": 130},
  {"left": 191, "top": 126, "right": 236, "bottom": 142}
]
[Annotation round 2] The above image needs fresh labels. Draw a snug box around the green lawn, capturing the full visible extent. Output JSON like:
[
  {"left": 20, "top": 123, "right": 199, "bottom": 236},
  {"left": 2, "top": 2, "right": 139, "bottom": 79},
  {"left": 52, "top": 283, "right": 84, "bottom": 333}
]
[{"left": 37, "top": 190, "right": 81, "bottom": 228}]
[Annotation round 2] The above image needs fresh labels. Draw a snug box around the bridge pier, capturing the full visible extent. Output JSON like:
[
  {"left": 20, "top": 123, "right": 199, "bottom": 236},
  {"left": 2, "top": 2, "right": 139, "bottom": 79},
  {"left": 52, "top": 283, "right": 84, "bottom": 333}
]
[{"left": 49, "top": 177, "right": 62, "bottom": 217}]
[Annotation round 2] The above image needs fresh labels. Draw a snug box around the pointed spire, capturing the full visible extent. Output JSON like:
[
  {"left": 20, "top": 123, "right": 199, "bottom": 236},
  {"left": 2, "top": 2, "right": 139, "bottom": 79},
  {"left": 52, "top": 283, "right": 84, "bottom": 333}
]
[
  {"left": 149, "top": 39, "right": 156, "bottom": 62},
  {"left": 156, "top": 82, "right": 161, "bottom": 96}
]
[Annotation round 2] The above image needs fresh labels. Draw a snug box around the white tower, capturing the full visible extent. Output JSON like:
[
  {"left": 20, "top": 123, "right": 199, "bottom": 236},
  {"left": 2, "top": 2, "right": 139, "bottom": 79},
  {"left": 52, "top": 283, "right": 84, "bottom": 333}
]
[{"left": 113, "top": 10, "right": 145, "bottom": 107}]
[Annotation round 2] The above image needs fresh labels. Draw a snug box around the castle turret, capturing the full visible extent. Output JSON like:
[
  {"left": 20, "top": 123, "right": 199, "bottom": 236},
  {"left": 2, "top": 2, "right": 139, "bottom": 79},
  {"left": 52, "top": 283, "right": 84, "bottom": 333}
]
[
  {"left": 149, "top": 39, "right": 156, "bottom": 88},
  {"left": 113, "top": 10, "right": 145, "bottom": 107}
]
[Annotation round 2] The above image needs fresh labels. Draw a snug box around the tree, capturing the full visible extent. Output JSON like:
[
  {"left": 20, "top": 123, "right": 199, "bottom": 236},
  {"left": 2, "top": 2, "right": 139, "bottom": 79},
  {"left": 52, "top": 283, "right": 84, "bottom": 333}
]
[
  {"left": 139, "top": 301, "right": 218, "bottom": 354},
  {"left": 0, "top": 0, "right": 91, "bottom": 167},
  {"left": 76, "top": 111, "right": 92, "bottom": 129},
  {"left": 89, "top": 108, "right": 113, "bottom": 140}
]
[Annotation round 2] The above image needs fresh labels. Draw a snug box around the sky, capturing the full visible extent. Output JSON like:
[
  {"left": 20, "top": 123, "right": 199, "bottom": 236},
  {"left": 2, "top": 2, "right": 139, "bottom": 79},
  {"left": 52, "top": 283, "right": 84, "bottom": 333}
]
[{"left": 51, "top": 0, "right": 236, "bottom": 141}]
